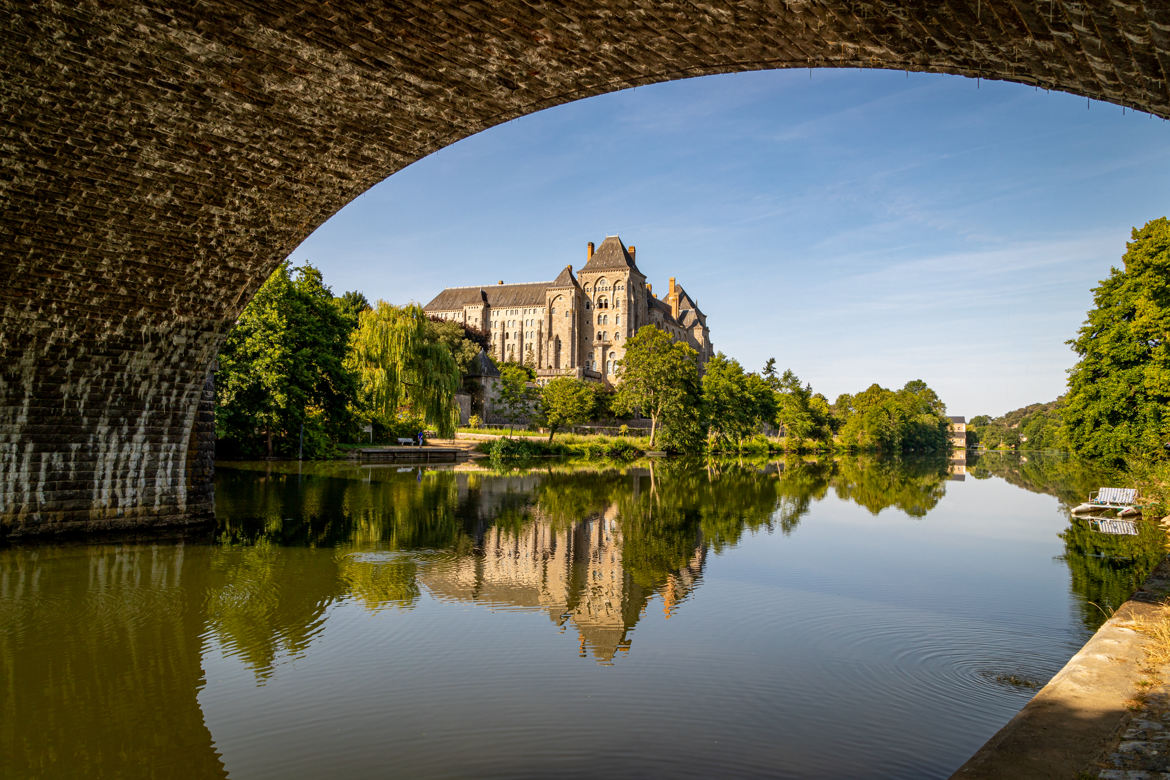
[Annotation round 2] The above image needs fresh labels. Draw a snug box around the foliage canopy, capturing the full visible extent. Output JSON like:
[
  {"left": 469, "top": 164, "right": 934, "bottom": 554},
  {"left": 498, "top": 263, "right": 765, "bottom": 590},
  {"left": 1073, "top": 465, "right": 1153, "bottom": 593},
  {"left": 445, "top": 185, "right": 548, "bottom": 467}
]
[
  {"left": 216, "top": 262, "right": 356, "bottom": 457},
  {"left": 1062, "top": 217, "right": 1170, "bottom": 463},
  {"left": 347, "top": 301, "right": 461, "bottom": 438},
  {"left": 613, "top": 326, "right": 703, "bottom": 449}
]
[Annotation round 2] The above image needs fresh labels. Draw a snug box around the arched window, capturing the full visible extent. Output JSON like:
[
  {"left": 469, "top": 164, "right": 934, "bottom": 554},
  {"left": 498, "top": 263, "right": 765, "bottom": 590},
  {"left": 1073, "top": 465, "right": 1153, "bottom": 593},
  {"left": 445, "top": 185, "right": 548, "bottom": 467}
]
[
  {"left": 565, "top": 311, "right": 571, "bottom": 318},
  {"left": 596, "top": 296, "right": 608, "bottom": 309},
  {"left": 615, "top": 297, "right": 621, "bottom": 308},
  {"left": 585, "top": 300, "right": 591, "bottom": 310},
  {"left": 615, "top": 314, "right": 620, "bottom": 325},
  {"left": 597, "top": 277, "right": 608, "bottom": 291}
]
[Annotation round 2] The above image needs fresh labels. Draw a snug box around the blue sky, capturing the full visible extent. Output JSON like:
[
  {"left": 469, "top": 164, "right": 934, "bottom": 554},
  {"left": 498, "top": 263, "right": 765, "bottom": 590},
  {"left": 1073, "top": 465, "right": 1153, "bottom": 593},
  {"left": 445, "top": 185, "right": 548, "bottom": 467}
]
[{"left": 290, "top": 68, "right": 1169, "bottom": 417}]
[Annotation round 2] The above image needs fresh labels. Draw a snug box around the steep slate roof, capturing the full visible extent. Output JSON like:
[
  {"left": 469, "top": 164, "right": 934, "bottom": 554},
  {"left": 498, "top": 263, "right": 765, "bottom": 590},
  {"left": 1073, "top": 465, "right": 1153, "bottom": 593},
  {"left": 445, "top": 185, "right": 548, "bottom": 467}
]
[
  {"left": 581, "top": 236, "right": 638, "bottom": 273},
  {"left": 673, "top": 285, "right": 706, "bottom": 327},
  {"left": 648, "top": 295, "right": 672, "bottom": 313},
  {"left": 424, "top": 281, "right": 551, "bottom": 310},
  {"left": 467, "top": 349, "right": 500, "bottom": 378},
  {"left": 549, "top": 265, "right": 580, "bottom": 289},
  {"left": 423, "top": 286, "right": 486, "bottom": 310}
]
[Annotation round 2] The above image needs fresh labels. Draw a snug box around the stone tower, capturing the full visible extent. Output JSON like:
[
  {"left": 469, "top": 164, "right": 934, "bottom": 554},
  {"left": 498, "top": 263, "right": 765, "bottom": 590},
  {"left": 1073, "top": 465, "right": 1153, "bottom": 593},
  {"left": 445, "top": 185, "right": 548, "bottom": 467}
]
[
  {"left": 543, "top": 265, "right": 582, "bottom": 371},
  {"left": 576, "top": 236, "right": 647, "bottom": 380}
]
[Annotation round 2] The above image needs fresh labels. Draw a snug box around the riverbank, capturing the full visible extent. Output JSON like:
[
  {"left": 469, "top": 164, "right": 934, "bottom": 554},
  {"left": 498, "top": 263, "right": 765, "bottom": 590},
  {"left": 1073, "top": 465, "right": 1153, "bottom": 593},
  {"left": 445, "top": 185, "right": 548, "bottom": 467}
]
[{"left": 954, "top": 544, "right": 1170, "bottom": 779}]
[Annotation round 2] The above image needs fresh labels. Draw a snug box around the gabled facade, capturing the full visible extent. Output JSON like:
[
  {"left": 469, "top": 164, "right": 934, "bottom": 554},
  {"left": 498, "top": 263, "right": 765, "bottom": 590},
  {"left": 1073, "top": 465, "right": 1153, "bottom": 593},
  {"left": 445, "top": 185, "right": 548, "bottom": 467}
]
[{"left": 423, "top": 236, "right": 714, "bottom": 384}]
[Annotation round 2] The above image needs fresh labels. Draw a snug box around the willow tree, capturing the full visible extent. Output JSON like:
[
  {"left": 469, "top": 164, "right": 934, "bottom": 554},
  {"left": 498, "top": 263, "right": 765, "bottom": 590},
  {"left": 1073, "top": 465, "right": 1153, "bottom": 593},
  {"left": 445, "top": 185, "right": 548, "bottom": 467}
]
[{"left": 347, "top": 302, "right": 460, "bottom": 437}]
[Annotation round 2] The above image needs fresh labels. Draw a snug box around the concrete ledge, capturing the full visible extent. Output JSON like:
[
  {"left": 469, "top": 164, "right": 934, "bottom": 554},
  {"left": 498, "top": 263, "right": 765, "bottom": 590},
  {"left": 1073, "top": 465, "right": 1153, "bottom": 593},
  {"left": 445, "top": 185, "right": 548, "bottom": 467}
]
[{"left": 953, "top": 556, "right": 1170, "bottom": 779}]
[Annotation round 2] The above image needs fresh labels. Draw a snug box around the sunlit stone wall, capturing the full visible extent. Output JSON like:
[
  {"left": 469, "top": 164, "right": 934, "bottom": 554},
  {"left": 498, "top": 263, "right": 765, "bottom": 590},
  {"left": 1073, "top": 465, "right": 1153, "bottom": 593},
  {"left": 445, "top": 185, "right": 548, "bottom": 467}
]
[{"left": 3, "top": 0, "right": 1168, "bottom": 536}]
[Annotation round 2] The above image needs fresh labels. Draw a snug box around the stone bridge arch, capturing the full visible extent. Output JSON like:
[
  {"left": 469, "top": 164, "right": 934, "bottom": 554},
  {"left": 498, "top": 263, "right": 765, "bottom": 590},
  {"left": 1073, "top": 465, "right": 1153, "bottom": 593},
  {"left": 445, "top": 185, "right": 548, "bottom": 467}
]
[{"left": 2, "top": 1, "right": 1168, "bottom": 536}]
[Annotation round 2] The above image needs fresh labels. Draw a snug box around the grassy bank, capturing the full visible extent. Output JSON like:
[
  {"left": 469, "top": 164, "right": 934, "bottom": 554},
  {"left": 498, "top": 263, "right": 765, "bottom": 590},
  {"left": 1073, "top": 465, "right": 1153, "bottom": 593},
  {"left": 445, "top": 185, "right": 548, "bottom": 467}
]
[{"left": 477, "top": 433, "right": 650, "bottom": 460}]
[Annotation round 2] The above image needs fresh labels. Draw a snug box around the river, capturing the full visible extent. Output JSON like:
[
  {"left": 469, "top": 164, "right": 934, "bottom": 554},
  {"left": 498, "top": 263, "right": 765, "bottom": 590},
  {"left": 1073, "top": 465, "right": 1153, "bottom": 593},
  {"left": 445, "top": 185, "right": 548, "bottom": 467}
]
[{"left": 1, "top": 453, "right": 1161, "bottom": 778}]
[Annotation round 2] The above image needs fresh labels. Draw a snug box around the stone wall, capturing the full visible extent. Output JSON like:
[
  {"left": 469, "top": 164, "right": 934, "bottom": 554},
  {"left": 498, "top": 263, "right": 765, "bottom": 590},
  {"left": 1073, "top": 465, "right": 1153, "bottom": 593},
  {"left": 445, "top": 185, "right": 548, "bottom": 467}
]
[{"left": 3, "top": 0, "right": 1169, "bottom": 537}]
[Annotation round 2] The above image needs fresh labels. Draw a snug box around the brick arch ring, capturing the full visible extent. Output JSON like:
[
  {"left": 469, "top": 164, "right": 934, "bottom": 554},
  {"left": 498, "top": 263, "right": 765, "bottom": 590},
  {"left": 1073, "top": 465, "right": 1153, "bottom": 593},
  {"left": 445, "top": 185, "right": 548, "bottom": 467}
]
[{"left": 2, "top": 1, "right": 1168, "bottom": 537}]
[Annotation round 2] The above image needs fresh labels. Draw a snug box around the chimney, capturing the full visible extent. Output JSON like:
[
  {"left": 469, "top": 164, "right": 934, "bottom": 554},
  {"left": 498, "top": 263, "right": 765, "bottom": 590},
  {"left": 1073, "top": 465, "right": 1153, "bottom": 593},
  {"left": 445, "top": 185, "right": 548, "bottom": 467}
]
[
  {"left": 669, "top": 277, "right": 679, "bottom": 319},
  {"left": 628, "top": 245, "right": 636, "bottom": 261},
  {"left": 587, "top": 242, "right": 594, "bottom": 260}
]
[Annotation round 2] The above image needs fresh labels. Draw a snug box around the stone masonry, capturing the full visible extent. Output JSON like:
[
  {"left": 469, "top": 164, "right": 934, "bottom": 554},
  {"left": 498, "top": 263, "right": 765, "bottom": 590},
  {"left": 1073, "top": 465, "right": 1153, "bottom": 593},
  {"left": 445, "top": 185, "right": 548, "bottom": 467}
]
[
  {"left": 424, "top": 236, "right": 714, "bottom": 384},
  {"left": 3, "top": 1, "right": 1169, "bottom": 537}
]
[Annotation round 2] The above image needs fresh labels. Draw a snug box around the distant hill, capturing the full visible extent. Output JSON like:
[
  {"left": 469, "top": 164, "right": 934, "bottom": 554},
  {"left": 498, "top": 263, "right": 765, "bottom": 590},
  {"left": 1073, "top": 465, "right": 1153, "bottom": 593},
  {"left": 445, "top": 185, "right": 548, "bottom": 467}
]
[{"left": 970, "top": 398, "right": 1065, "bottom": 451}]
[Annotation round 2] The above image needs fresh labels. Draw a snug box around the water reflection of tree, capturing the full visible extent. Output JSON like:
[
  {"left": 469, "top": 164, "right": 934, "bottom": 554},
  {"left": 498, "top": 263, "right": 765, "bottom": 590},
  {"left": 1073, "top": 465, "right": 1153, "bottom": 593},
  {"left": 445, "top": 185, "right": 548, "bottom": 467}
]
[
  {"left": 966, "top": 450, "right": 1114, "bottom": 510},
  {"left": 206, "top": 542, "right": 344, "bottom": 679},
  {"left": 1057, "top": 519, "right": 1165, "bottom": 630},
  {"left": 968, "top": 451, "right": 1165, "bottom": 632},
  {"left": 831, "top": 455, "right": 949, "bottom": 517},
  {"left": 221, "top": 454, "right": 1136, "bottom": 662}
]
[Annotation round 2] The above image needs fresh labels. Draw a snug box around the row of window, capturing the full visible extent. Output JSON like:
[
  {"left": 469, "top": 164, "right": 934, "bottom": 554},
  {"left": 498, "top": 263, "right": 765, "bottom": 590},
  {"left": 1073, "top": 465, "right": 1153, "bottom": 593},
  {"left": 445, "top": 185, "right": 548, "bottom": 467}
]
[
  {"left": 494, "top": 328, "right": 621, "bottom": 343},
  {"left": 586, "top": 350, "right": 619, "bottom": 375},
  {"left": 586, "top": 296, "right": 619, "bottom": 310},
  {"left": 583, "top": 280, "right": 623, "bottom": 293}
]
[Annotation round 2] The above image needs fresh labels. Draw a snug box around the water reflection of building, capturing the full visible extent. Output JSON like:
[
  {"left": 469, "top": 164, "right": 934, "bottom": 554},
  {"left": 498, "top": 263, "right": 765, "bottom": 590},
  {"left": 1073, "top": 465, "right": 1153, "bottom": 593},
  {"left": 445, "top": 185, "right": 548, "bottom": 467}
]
[
  {"left": 420, "top": 513, "right": 705, "bottom": 664},
  {"left": 947, "top": 417, "right": 968, "bottom": 481}
]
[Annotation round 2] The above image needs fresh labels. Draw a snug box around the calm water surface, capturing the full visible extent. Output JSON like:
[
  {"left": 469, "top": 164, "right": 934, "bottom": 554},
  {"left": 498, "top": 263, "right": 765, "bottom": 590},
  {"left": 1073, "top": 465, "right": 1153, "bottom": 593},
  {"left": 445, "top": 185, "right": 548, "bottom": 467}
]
[{"left": 2, "top": 453, "right": 1162, "bottom": 778}]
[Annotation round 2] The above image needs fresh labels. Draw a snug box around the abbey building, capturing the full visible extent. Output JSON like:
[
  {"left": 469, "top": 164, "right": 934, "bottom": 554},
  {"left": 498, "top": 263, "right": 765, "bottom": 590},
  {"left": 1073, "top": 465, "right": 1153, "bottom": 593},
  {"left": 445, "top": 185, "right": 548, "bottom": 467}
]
[{"left": 422, "top": 236, "right": 713, "bottom": 384}]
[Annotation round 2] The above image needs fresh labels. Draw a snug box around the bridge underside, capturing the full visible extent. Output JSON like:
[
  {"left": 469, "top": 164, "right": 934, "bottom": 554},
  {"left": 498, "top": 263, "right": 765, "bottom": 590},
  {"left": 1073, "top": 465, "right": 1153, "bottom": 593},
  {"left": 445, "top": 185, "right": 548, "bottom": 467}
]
[{"left": 2, "top": 0, "right": 1168, "bottom": 537}]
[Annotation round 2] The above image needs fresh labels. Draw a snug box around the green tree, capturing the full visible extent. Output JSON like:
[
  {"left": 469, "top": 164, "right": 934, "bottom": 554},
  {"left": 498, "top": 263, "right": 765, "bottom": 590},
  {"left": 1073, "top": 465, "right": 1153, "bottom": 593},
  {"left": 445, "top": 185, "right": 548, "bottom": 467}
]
[
  {"left": 497, "top": 361, "right": 536, "bottom": 381},
  {"left": 702, "top": 353, "right": 768, "bottom": 448},
  {"left": 896, "top": 379, "right": 949, "bottom": 451},
  {"left": 347, "top": 302, "right": 460, "bottom": 437},
  {"left": 537, "top": 377, "right": 595, "bottom": 442},
  {"left": 216, "top": 262, "right": 356, "bottom": 457},
  {"left": 494, "top": 365, "right": 539, "bottom": 437},
  {"left": 335, "top": 290, "right": 371, "bottom": 328},
  {"left": 613, "top": 326, "right": 702, "bottom": 450},
  {"left": 424, "top": 316, "right": 489, "bottom": 375},
  {"left": 744, "top": 372, "right": 779, "bottom": 434},
  {"left": 835, "top": 381, "right": 948, "bottom": 453},
  {"left": 762, "top": 358, "right": 779, "bottom": 390},
  {"left": 774, "top": 369, "right": 831, "bottom": 450},
  {"left": 1063, "top": 217, "right": 1170, "bottom": 463}
]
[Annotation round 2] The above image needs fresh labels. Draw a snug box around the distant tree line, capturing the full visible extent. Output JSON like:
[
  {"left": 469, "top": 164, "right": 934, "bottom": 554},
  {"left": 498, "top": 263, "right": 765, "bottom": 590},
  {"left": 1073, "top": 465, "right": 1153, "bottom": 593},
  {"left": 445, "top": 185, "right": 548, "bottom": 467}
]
[
  {"left": 969, "top": 217, "right": 1169, "bottom": 467},
  {"left": 613, "top": 326, "right": 952, "bottom": 454}
]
